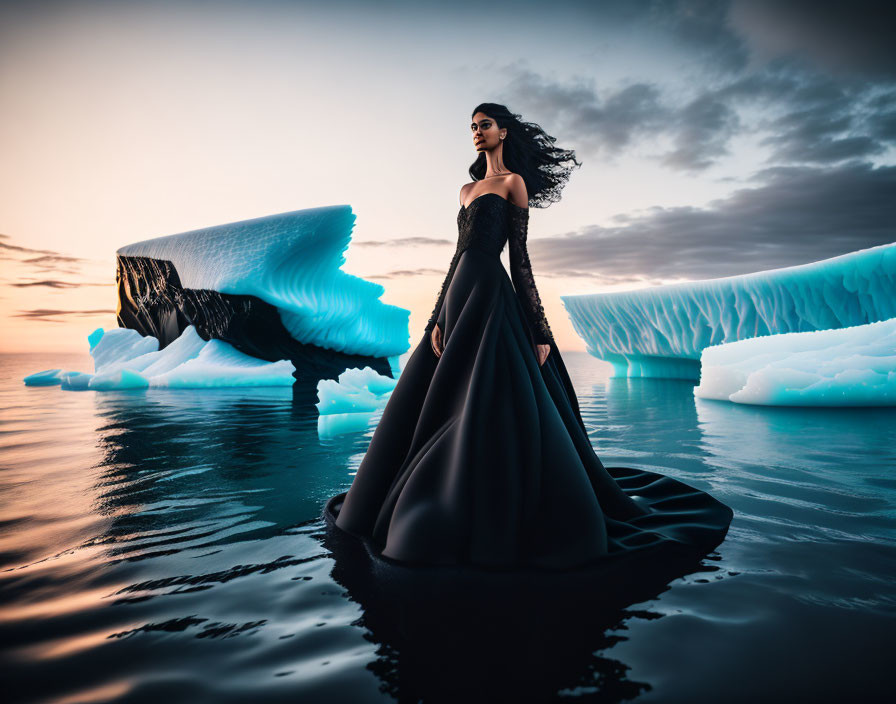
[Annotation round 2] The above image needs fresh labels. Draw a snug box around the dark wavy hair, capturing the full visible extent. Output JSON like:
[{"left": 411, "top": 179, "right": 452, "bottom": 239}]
[{"left": 468, "top": 102, "right": 582, "bottom": 208}]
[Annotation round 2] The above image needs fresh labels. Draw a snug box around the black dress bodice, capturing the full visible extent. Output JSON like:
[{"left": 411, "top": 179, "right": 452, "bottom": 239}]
[
  {"left": 455, "top": 192, "right": 514, "bottom": 257},
  {"left": 425, "top": 193, "right": 555, "bottom": 345}
]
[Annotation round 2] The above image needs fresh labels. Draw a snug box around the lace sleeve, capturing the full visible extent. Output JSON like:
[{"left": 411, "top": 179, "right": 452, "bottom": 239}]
[
  {"left": 508, "top": 207, "right": 554, "bottom": 345},
  {"left": 424, "top": 246, "right": 462, "bottom": 335}
]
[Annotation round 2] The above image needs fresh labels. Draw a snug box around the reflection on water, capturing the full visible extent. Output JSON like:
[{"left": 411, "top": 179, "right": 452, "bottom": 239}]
[
  {"left": 90, "top": 386, "right": 332, "bottom": 559},
  {"left": 1, "top": 352, "right": 894, "bottom": 702},
  {"left": 323, "top": 514, "right": 727, "bottom": 702}
]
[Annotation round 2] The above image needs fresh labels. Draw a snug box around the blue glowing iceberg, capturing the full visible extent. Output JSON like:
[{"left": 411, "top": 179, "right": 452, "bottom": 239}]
[
  {"left": 116, "top": 206, "right": 407, "bottom": 383},
  {"left": 60, "top": 371, "right": 93, "bottom": 391},
  {"left": 24, "top": 326, "right": 296, "bottom": 391},
  {"left": 23, "top": 369, "right": 63, "bottom": 386},
  {"left": 562, "top": 242, "right": 896, "bottom": 379},
  {"left": 694, "top": 316, "right": 896, "bottom": 406},
  {"left": 90, "top": 326, "right": 295, "bottom": 389},
  {"left": 316, "top": 366, "right": 398, "bottom": 438}
]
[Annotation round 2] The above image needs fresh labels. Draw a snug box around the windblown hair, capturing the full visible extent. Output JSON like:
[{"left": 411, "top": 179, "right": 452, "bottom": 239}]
[{"left": 469, "top": 102, "right": 582, "bottom": 208}]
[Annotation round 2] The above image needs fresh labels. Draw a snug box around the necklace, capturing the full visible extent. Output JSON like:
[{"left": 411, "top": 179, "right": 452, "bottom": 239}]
[{"left": 483, "top": 171, "right": 512, "bottom": 179}]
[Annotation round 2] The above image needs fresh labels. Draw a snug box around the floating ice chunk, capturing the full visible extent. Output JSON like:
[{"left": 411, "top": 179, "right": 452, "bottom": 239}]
[
  {"left": 316, "top": 366, "right": 396, "bottom": 414},
  {"left": 562, "top": 242, "right": 896, "bottom": 379},
  {"left": 87, "top": 327, "right": 104, "bottom": 350},
  {"left": 318, "top": 413, "right": 379, "bottom": 437},
  {"left": 87, "top": 325, "right": 294, "bottom": 389},
  {"left": 25, "top": 325, "right": 296, "bottom": 391},
  {"left": 89, "top": 368, "right": 150, "bottom": 391},
  {"left": 316, "top": 366, "right": 397, "bottom": 437},
  {"left": 150, "top": 339, "right": 295, "bottom": 388},
  {"left": 694, "top": 317, "right": 896, "bottom": 406},
  {"left": 60, "top": 371, "right": 93, "bottom": 390},
  {"left": 23, "top": 369, "right": 63, "bottom": 386},
  {"left": 117, "top": 206, "right": 410, "bottom": 358},
  {"left": 316, "top": 386, "right": 384, "bottom": 415},
  {"left": 90, "top": 328, "right": 159, "bottom": 372},
  {"left": 346, "top": 367, "right": 399, "bottom": 397},
  {"left": 127, "top": 325, "right": 208, "bottom": 378}
]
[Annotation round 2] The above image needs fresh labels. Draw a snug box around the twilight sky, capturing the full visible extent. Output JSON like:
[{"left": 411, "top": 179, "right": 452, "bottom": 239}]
[{"left": 1, "top": 0, "right": 894, "bottom": 353}]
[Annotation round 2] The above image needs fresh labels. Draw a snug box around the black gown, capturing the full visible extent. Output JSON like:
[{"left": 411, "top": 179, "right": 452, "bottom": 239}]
[{"left": 326, "top": 192, "right": 732, "bottom": 570}]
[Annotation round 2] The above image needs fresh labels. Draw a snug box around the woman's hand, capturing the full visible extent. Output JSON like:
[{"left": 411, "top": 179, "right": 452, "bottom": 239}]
[
  {"left": 430, "top": 323, "right": 444, "bottom": 357},
  {"left": 536, "top": 343, "right": 550, "bottom": 366}
]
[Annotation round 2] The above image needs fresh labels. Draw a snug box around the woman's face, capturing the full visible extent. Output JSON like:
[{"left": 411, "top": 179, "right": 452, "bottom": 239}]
[{"left": 471, "top": 112, "right": 506, "bottom": 152}]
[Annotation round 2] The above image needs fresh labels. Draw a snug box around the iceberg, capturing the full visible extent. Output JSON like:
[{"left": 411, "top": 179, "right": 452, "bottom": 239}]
[
  {"left": 89, "top": 327, "right": 160, "bottom": 374},
  {"left": 24, "top": 326, "right": 296, "bottom": 391},
  {"left": 149, "top": 338, "right": 296, "bottom": 389},
  {"left": 23, "top": 369, "right": 63, "bottom": 386},
  {"left": 316, "top": 366, "right": 397, "bottom": 438},
  {"left": 561, "top": 242, "right": 896, "bottom": 379},
  {"left": 60, "top": 371, "right": 95, "bottom": 391},
  {"left": 116, "top": 206, "right": 407, "bottom": 382},
  {"left": 694, "top": 316, "right": 896, "bottom": 406},
  {"left": 89, "top": 368, "right": 150, "bottom": 391}
]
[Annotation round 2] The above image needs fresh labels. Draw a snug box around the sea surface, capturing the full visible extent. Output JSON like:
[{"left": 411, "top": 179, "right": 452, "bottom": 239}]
[{"left": 1, "top": 351, "right": 894, "bottom": 703}]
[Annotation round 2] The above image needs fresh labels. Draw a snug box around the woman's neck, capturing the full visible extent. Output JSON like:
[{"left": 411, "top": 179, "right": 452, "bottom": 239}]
[{"left": 483, "top": 147, "right": 510, "bottom": 178}]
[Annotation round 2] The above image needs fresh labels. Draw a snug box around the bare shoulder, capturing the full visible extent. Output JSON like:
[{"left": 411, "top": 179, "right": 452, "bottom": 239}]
[
  {"left": 459, "top": 182, "right": 474, "bottom": 206},
  {"left": 506, "top": 173, "right": 529, "bottom": 210}
]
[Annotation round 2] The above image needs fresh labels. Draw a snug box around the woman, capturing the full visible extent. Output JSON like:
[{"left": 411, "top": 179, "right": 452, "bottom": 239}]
[{"left": 326, "top": 103, "right": 733, "bottom": 570}]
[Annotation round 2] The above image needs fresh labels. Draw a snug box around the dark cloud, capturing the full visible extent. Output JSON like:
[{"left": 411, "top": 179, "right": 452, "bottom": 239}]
[
  {"left": 501, "top": 69, "right": 671, "bottom": 162},
  {"left": 503, "top": 58, "right": 894, "bottom": 173},
  {"left": 0, "top": 234, "right": 92, "bottom": 280},
  {"left": 499, "top": 68, "right": 738, "bottom": 172},
  {"left": 352, "top": 236, "right": 453, "bottom": 247},
  {"left": 749, "top": 73, "right": 894, "bottom": 164},
  {"left": 366, "top": 268, "right": 450, "bottom": 280},
  {"left": 588, "top": 0, "right": 896, "bottom": 81},
  {"left": 14, "top": 308, "right": 116, "bottom": 323},
  {"left": 764, "top": 133, "right": 884, "bottom": 165},
  {"left": 9, "top": 280, "right": 113, "bottom": 288},
  {"left": 729, "top": 0, "right": 896, "bottom": 81},
  {"left": 538, "top": 268, "right": 663, "bottom": 288},
  {"left": 866, "top": 91, "right": 896, "bottom": 141},
  {"left": 352, "top": 238, "right": 456, "bottom": 280},
  {"left": 528, "top": 161, "right": 896, "bottom": 282},
  {"left": 495, "top": 1, "right": 896, "bottom": 173},
  {"left": 643, "top": 0, "right": 751, "bottom": 75},
  {"left": 0, "top": 234, "right": 58, "bottom": 256},
  {"left": 508, "top": 0, "right": 751, "bottom": 75},
  {"left": 23, "top": 254, "right": 88, "bottom": 266},
  {"left": 659, "top": 92, "right": 742, "bottom": 171}
]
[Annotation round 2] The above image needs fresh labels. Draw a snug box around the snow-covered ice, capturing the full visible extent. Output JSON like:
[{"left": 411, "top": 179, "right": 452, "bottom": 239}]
[
  {"left": 24, "top": 326, "right": 296, "bottom": 391},
  {"left": 694, "top": 316, "right": 896, "bottom": 406},
  {"left": 316, "top": 366, "right": 397, "bottom": 437}
]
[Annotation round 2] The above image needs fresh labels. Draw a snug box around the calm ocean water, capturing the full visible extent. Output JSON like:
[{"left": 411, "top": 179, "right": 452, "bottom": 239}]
[{"left": 1, "top": 350, "right": 894, "bottom": 703}]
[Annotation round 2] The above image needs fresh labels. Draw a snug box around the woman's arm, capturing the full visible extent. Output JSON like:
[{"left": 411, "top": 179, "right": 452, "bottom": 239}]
[
  {"left": 508, "top": 206, "right": 554, "bottom": 346},
  {"left": 425, "top": 247, "right": 461, "bottom": 336},
  {"left": 424, "top": 185, "right": 470, "bottom": 338},
  {"left": 506, "top": 175, "right": 554, "bottom": 347}
]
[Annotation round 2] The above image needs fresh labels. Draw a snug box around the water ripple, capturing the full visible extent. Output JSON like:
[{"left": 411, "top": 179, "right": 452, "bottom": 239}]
[{"left": 1, "top": 352, "right": 894, "bottom": 702}]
